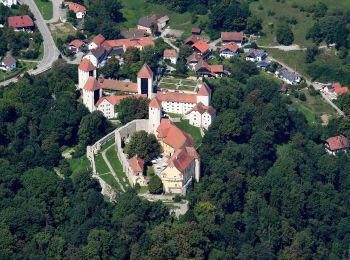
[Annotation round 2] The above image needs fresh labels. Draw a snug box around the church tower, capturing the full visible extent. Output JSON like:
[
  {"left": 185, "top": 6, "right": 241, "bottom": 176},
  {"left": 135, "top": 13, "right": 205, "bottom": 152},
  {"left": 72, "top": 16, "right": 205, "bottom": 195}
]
[
  {"left": 196, "top": 82, "right": 211, "bottom": 106},
  {"left": 79, "top": 59, "right": 97, "bottom": 89},
  {"left": 137, "top": 63, "right": 154, "bottom": 99},
  {"left": 83, "top": 77, "right": 102, "bottom": 112},
  {"left": 148, "top": 97, "right": 162, "bottom": 133}
]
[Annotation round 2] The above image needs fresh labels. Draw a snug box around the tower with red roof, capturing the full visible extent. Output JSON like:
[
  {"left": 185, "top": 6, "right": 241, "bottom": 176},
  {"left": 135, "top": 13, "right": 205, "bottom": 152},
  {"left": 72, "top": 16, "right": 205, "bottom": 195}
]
[
  {"left": 82, "top": 77, "right": 102, "bottom": 112},
  {"left": 78, "top": 58, "right": 96, "bottom": 89},
  {"left": 148, "top": 97, "right": 162, "bottom": 132},
  {"left": 137, "top": 64, "right": 154, "bottom": 99}
]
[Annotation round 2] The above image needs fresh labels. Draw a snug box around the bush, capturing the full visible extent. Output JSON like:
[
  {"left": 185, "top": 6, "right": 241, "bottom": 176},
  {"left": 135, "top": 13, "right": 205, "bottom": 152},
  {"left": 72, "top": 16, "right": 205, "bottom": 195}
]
[
  {"left": 276, "top": 23, "right": 294, "bottom": 45},
  {"left": 299, "top": 92, "right": 307, "bottom": 101},
  {"left": 147, "top": 166, "right": 155, "bottom": 177},
  {"left": 148, "top": 175, "right": 163, "bottom": 194}
]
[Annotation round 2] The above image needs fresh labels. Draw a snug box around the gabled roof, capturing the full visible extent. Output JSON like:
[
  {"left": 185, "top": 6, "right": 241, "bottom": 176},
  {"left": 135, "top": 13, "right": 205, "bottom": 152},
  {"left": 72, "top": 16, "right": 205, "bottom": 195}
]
[
  {"left": 8, "top": 15, "right": 34, "bottom": 28},
  {"left": 192, "top": 28, "right": 201, "bottom": 34},
  {"left": 96, "top": 94, "right": 147, "bottom": 107},
  {"left": 247, "top": 48, "right": 267, "bottom": 58},
  {"left": 149, "top": 97, "right": 161, "bottom": 109},
  {"left": 98, "top": 78, "right": 138, "bottom": 93},
  {"left": 91, "top": 34, "right": 105, "bottom": 46},
  {"left": 157, "top": 119, "right": 194, "bottom": 149},
  {"left": 69, "top": 39, "right": 84, "bottom": 48},
  {"left": 332, "top": 82, "right": 349, "bottom": 96},
  {"left": 221, "top": 31, "right": 244, "bottom": 42},
  {"left": 84, "top": 77, "right": 100, "bottom": 91},
  {"left": 91, "top": 46, "right": 106, "bottom": 59},
  {"left": 197, "top": 83, "right": 211, "bottom": 96},
  {"left": 156, "top": 91, "right": 197, "bottom": 104},
  {"left": 326, "top": 135, "right": 349, "bottom": 151},
  {"left": 186, "top": 52, "right": 202, "bottom": 64},
  {"left": 209, "top": 65, "right": 224, "bottom": 73},
  {"left": 184, "top": 35, "right": 199, "bottom": 45},
  {"left": 64, "top": 1, "right": 86, "bottom": 13},
  {"left": 103, "top": 37, "right": 154, "bottom": 51},
  {"left": 137, "top": 63, "right": 153, "bottom": 78},
  {"left": 186, "top": 102, "right": 216, "bottom": 116},
  {"left": 168, "top": 148, "right": 195, "bottom": 172},
  {"left": 138, "top": 16, "right": 154, "bottom": 28},
  {"left": 79, "top": 59, "right": 96, "bottom": 72},
  {"left": 220, "top": 43, "right": 239, "bottom": 53},
  {"left": 158, "top": 16, "right": 170, "bottom": 24},
  {"left": 128, "top": 155, "right": 145, "bottom": 174},
  {"left": 2, "top": 55, "right": 16, "bottom": 67},
  {"left": 121, "top": 28, "right": 148, "bottom": 39},
  {"left": 192, "top": 40, "right": 211, "bottom": 54},
  {"left": 163, "top": 49, "right": 177, "bottom": 58}
]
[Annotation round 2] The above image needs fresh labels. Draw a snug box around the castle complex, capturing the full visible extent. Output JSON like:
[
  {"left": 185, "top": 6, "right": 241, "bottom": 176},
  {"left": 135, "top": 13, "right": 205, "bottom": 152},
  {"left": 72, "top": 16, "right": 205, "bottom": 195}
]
[{"left": 79, "top": 55, "right": 216, "bottom": 193}]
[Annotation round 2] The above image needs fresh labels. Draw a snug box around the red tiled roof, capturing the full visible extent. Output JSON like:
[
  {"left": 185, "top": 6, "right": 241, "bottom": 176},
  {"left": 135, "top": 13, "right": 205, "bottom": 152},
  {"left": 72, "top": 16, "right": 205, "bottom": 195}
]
[
  {"left": 157, "top": 119, "right": 194, "bottom": 149},
  {"left": 326, "top": 135, "right": 349, "bottom": 151},
  {"left": 98, "top": 78, "right": 138, "bottom": 93},
  {"left": 192, "top": 40, "right": 210, "bottom": 54},
  {"left": 192, "top": 28, "right": 201, "bottom": 34},
  {"left": 220, "top": 43, "right": 239, "bottom": 53},
  {"left": 209, "top": 65, "right": 224, "bottom": 73},
  {"left": 69, "top": 39, "right": 84, "bottom": 48},
  {"left": 96, "top": 94, "right": 147, "bottom": 107},
  {"left": 104, "top": 37, "right": 154, "bottom": 51},
  {"left": 84, "top": 77, "right": 100, "bottom": 91},
  {"left": 332, "top": 82, "right": 349, "bottom": 96},
  {"left": 186, "top": 102, "right": 216, "bottom": 115},
  {"left": 156, "top": 91, "right": 197, "bottom": 104},
  {"left": 8, "top": 15, "right": 34, "bottom": 29},
  {"left": 186, "top": 52, "right": 202, "bottom": 63},
  {"left": 65, "top": 1, "right": 86, "bottom": 13},
  {"left": 91, "top": 34, "right": 105, "bottom": 46},
  {"left": 128, "top": 155, "right": 144, "bottom": 174},
  {"left": 221, "top": 32, "right": 244, "bottom": 42},
  {"left": 163, "top": 49, "right": 177, "bottom": 58},
  {"left": 137, "top": 63, "right": 153, "bottom": 78},
  {"left": 197, "top": 83, "right": 211, "bottom": 96},
  {"left": 168, "top": 148, "right": 195, "bottom": 172},
  {"left": 149, "top": 97, "right": 161, "bottom": 109},
  {"left": 2, "top": 55, "right": 16, "bottom": 67},
  {"left": 184, "top": 35, "right": 199, "bottom": 45},
  {"left": 79, "top": 59, "right": 96, "bottom": 71}
]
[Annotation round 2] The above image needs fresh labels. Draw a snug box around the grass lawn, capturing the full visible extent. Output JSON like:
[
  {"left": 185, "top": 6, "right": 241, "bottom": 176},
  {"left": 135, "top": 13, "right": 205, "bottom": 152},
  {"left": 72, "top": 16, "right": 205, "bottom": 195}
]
[
  {"left": 137, "top": 186, "right": 149, "bottom": 194},
  {"left": 68, "top": 156, "right": 90, "bottom": 179},
  {"left": 181, "top": 80, "right": 197, "bottom": 86},
  {"left": 119, "top": 0, "right": 207, "bottom": 34},
  {"left": 289, "top": 89, "right": 337, "bottom": 124},
  {"left": 95, "top": 154, "right": 110, "bottom": 175},
  {"left": 105, "top": 147, "right": 130, "bottom": 189},
  {"left": 159, "top": 83, "right": 177, "bottom": 89},
  {"left": 163, "top": 78, "right": 180, "bottom": 84},
  {"left": 34, "top": 0, "right": 53, "bottom": 20},
  {"left": 250, "top": 0, "right": 350, "bottom": 47},
  {"left": 165, "top": 112, "right": 182, "bottom": 118},
  {"left": 178, "top": 85, "right": 195, "bottom": 91},
  {"left": 100, "top": 139, "right": 115, "bottom": 151},
  {"left": 175, "top": 119, "right": 202, "bottom": 148},
  {"left": 49, "top": 22, "right": 77, "bottom": 43},
  {"left": 100, "top": 173, "right": 121, "bottom": 191}
]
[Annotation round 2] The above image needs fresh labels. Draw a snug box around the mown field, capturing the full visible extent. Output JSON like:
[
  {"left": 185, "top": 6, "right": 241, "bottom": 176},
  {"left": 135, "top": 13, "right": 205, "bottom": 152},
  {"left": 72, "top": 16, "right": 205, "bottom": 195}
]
[{"left": 250, "top": 0, "right": 350, "bottom": 47}]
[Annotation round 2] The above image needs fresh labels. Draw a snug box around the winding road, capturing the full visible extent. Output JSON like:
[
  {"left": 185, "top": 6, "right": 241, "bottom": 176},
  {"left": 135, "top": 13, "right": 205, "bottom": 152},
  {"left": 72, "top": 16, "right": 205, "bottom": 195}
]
[{"left": 0, "top": 0, "right": 60, "bottom": 86}]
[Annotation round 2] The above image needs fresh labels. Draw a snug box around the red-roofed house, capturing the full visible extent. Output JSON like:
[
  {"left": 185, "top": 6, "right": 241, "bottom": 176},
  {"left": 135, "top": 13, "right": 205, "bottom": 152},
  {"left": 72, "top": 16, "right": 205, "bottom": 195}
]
[
  {"left": 184, "top": 35, "right": 199, "bottom": 46},
  {"left": 324, "top": 82, "right": 349, "bottom": 99},
  {"left": 68, "top": 39, "right": 84, "bottom": 53},
  {"left": 185, "top": 102, "right": 216, "bottom": 129},
  {"left": 8, "top": 15, "right": 34, "bottom": 31},
  {"left": 64, "top": 1, "right": 87, "bottom": 19},
  {"left": 220, "top": 43, "right": 240, "bottom": 59},
  {"left": 221, "top": 31, "right": 244, "bottom": 46},
  {"left": 192, "top": 28, "right": 201, "bottom": 35},
  {"left": 88, "top": 34, "right": 105, "bottom": 50},
  {"left": 325, "top": 135, "right": 349, "bottom": 155},
  {"left": 192, "top": 40, "right": 211, "bottom": 56},
  {"left": 194, "top": 59, "right": 224, "bottom": 78},
  {"left": 163, "top": 49, "right": 178, "bottom": 64},
  {"left": 127, "top": 155, "right": 148, "bottom": 186}
]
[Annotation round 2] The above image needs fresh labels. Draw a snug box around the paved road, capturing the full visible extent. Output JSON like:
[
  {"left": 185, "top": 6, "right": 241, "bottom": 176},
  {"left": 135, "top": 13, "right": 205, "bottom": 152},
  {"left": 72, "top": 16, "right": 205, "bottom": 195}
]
[
  {"left": 268, "top": 55, "right": 345, "bottom": 116},
  {"left": 47, "top": 0, "right": 61, "bottom": 23},
  {"left": 0, "top": 0, "right": 60, "bottom": 86}
]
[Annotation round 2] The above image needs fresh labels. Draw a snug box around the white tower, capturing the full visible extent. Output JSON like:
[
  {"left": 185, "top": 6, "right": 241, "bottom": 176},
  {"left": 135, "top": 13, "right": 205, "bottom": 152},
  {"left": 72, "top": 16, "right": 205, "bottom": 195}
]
[
  {"left": 83, "top": 77, "right": 102, "bottom": 112},
  {"left": 137, "top": 63, "right": 154, "bottom": 99},
  {"left": 196, "top": 82, "right": 211, "bottom": 106},
  {"left": 78, "top": 59, "right": 96, "bottom": 89},
  {"left": 148, "top": 98, "right": 162, "bottom": 133}
]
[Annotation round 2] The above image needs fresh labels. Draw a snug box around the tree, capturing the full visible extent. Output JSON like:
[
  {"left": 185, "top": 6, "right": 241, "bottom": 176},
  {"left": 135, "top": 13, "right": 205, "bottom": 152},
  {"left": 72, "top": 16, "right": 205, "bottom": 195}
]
[
  {"left": 276, "top": 23, "right": 294, "bottom": 45},
  {"left": 305, "top": 46, "right": 319, "bottom": 63},
  {"left": 148, "top": 175, "right": 163, "bottom": 194},
  {"left": 124, "top": 130, "right": 161, "bottom": 163},
  {"left": 245, "top": 16, "right": 262, "bottom": 34},
  {"left": 99, "top": 57, "right": 120, "bottom": 79},
  {"left": 117, "top": 97, "right": 149, "bottom": 124}
]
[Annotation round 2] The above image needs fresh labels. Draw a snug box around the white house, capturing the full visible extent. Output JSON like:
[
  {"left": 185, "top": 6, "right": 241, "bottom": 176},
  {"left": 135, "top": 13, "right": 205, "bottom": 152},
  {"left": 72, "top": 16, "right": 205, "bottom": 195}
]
[
  {"left": 88, "top": 34, "right": 105, "bottom": 51},
  {"left": 246, "top": 48, "right": 267, "bottom": 62},
  {"left": 0, "top": 55, "right": 16, "bottom": 71},
  {"left": 64, "top": 2, "right": 87, "bottom": 19},
  {"left": 275, "top": 68, "right": 301, "bottom": 85},
  {"left": 185, "top": 102, "right": 216, "bottom": 129},
  {"left": 163, "top": 49, "right": 178, "bottom": 64},
  {"left": 0, "top": 0, "right": 17, "bottom": 7},
  {"left": 219, "top": 43, "right": 239, "bottom": 59}
]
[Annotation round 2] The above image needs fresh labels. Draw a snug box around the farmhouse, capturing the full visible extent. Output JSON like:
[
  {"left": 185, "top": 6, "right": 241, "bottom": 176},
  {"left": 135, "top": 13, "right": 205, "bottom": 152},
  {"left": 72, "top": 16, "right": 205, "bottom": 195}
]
[
  {"left": 220, "top": 43, "right": 239, "bottom": 59},
  {"left": 184, "top": 35, "right": 199, "bottom": 46},
  {"left": 163, "top": 49, "right": 178, "bottom": 64},
  {"left": 221, "top": 31, "right": 244, "bottom": 46},
  {"left": 191, "top": 40, "right": 211, "bottom": 56},
  {"left": 137, "top": 15, "right": 170, "bottom": 33},
  {"left": 8, "top": 15, "right": 34, "bottom": 31},
  {"left": 0, "top": 55, "right": 16, "bottom": 71},
  {"left": 121, "top": 28, "right": 148, "bottom": 39},
  {"left": 68, "top": 39, "right": 84, "bottom": 53},
  {"left": 64, "top": 2, "right": 87, "bottom": 19},
  {"left": 325, "top": 135, "right": 349, "bottom": 155}
]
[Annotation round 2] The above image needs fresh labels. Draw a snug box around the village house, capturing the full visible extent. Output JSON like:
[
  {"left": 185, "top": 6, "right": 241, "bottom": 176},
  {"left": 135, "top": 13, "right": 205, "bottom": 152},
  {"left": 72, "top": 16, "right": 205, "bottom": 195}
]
[
  {"left": 191, "top": 40, "right": 211, "bottom": 57},
  {"left": 121, "top": 28, "right": 148, "bottom": 39},
  {"left": 192, "top": 28, "right": 201, "bottom": 35},
  {"left": 88, "top": 34, "right": 105, "bottom": 50},
  {"left": 8, "top": 15, "right": 34, "bottom": 31},
  {"left": 275, "top": 67, "right": 301, "bottom": 85},
  {"left": 194, "top": 60, "right": 224, "bottom": 78},
  {"left": 325, "top": 135, "right": 349, "bottom": 155},
  {"left": 221, "top": 31, "right": 244, "bottom": 46},
  {"left": 184, "top": 35, "right": 199, "bottom": 46},
  {"left": 0, "top": 55, "right": 16, "bottom": 71},
  {"left": 219, "top": 43, "right": 239, "bottom": 59},
  {"left": 84, "top": 46, "right": 107, "bottom": 67},
  {"left": 185, "top": 102, "right": 216, "bottom": 129},
  {"left": 127, "top": 155, "right": 148, "bottom": 186},
  {"left": 163, "top": 49, "right": 178, "bottom": 64},
  {"left": 1, "top": 0, "right": 17, "bottom": 7},
  {"left": 246, "top": 48, "right": 267, "bottom": 62},
  {"left": 323, "top": 82, "right": 349, "bottom": 99},
  {"left": 186, "top": 52, "right": 202, "bottom": 70},
  {"left": 64, "top": 2, "right": 87, "bottom": 19},
  {"left": 68, "top": 39, "right": 84, "bottom": 53},
  {"left": 137, "top": 15, "right": 170, "bottom": 34},
  {"left": 256, "top": 61, "right": 270, "bottom": 70}
]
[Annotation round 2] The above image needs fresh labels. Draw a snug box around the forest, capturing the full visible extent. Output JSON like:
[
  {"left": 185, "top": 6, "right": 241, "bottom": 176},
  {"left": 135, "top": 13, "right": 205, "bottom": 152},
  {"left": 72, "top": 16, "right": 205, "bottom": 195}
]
[{"left": 1, "top": 55, "right": 350, "bottom": 258}]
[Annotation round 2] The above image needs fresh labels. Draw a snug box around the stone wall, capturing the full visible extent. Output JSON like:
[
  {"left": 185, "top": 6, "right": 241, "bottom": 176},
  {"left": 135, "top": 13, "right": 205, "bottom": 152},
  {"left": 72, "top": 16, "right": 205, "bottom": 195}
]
[{"left": 115, "top": 119, "right": 150, "bottom": 187}]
